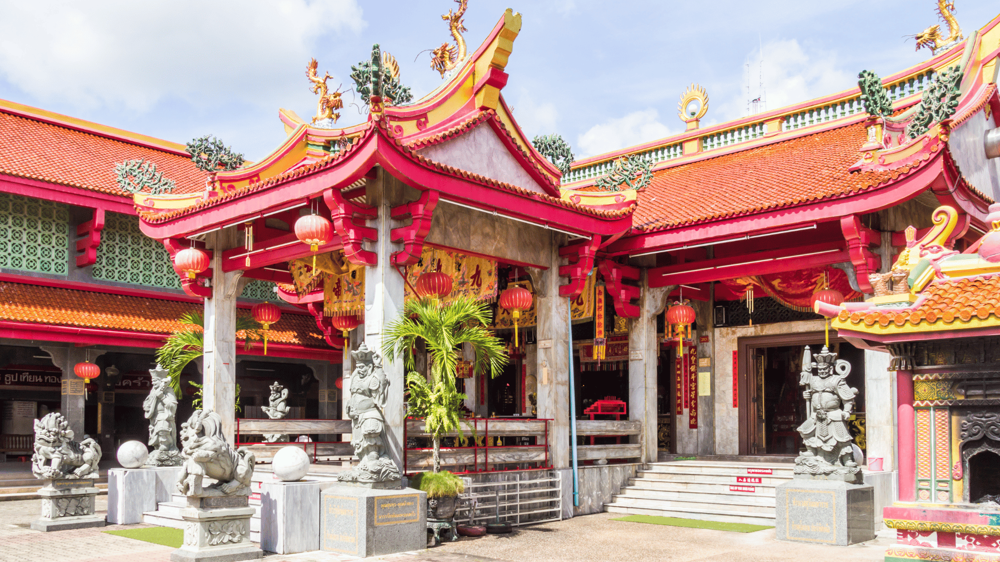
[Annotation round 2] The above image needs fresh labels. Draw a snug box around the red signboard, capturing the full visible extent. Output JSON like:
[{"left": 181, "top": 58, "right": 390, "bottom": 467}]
[
  {"left": 732, "top": 351, "right": 739, "bottom": 408},
  {"left": 747, "top": 468, "right": 772, "bottom": 475},
  {"left": 729, "top": 485, "right": 756, "bottom": 493},
  {"left": 479, "top": 370, "right": 486, "bottom": 406},
  {"left": 737, "top": 476, "right": 762, "bottom": 484},
  {"left": 688, "top": 345, "right": 698, "bottom": 429},
  {"left": 675, "top": 354, "right": 683, "bottom": 415}
]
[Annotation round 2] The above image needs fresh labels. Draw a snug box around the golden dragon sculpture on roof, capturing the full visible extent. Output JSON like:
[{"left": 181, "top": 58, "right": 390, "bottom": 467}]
[
  {"left": 430, "top": 0, "right": 468, "bottom": 78},
  {"left": 915, "top": 0, "right": 963, "bottom": 53},
  {"left": 307, "top": 58, "right": 344, "bottom": 124}
]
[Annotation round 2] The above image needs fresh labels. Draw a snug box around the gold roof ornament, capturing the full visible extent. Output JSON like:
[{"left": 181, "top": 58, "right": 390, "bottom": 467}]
[
  {"left": 430, "top": 0, "right": 469, "bottom": 78},
  {"left": 678, "top": 84, "right": 709, "bottom": 130},
  {"left": 915, "top": 0, "right": 963, "bottom": 53},
  {"left": 306, "top": 58, "right": 344, "bottom": 125}
]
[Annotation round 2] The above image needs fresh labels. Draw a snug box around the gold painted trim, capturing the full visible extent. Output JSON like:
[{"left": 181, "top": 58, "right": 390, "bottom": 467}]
[{"left": 883, "top": 518, "right": 1000, "bottom": 536}]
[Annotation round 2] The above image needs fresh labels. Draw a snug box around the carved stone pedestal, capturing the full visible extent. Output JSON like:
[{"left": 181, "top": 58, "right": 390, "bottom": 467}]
[
  {"left": 775, "top": 479, "right": 875, "bottom": 546},
  {"left": 108, "top": 468, "right": 157, "bottom": 525},
  {"left": 321, "top": 485, "right": 426, "bottom": 557},
  {"left": 171, "top": 496, "right": 262, "bottom": 562},
  {"left": 31, "top": 480, "right": 105, "bottom": 531}
]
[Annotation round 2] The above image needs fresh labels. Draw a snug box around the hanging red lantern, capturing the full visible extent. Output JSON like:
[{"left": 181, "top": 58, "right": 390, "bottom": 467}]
[
  {"left": 174, "top": 247, "right": 210, "bottom": 279},
  {"left": 73, "top": 361, "right": 100, "bottom": 383},
  {"left": 665, "top": 302, "right": 696, "bottom": 355},
  {"left": 294, "top": 214, "right": 333, "bottom": 270},
  {"left": 331, "top": 315, "right": 361, "bottom": 339},
  {"left": 334, "top": 377, "right": 343, "bottom": 390},
  {"left": 813, "top": 287, "right": 845, "bottom": 348},
  {"left": 252, "top": 302, "right": 282, "bottom": 355},
  {"left": 415, "top": 271, "right": 453, "bottom": 301},
  {"left": 499, "top": 286, "right": 533, "bottom": 347}
]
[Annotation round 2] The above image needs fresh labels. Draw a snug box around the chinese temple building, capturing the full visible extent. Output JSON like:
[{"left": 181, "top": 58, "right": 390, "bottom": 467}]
[{"left": 0, "top": 1, "right": 999, "bottom": 539}]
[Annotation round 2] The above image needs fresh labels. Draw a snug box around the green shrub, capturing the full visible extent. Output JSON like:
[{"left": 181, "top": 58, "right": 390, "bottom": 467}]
[{"left": 410, "top": 471, "right": 465, "bottom": 499}]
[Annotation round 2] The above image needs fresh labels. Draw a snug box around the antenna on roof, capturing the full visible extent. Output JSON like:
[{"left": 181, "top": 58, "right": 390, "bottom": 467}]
[{"left": 747, "top": 36, "right": 767, "bottom": 116}]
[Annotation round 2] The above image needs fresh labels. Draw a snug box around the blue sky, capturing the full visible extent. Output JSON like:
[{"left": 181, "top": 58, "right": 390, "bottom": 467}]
[{"left": 0, "top": 0, "right": 995, "bottom": 162}]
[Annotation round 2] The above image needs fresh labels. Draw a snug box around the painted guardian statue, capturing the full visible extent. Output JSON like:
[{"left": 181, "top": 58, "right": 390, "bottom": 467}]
[
  {"left": 338, "top": 342, "right": 401, "bottom": 485},
  {"left": 795, "top": 345, "right": 861, "bottom": 482},
  {"left": 176, "top": 409, "right": 255, "bottom": 497},
  {"left": 31, "top": 412, "right": 101, "bottom": 480}
]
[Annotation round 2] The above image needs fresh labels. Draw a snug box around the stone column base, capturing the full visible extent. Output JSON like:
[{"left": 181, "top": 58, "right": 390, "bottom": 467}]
[
  {"left": 171, "top": 497, "right": 262, "bottom": 562},
  {"left": 260, "top": 480, "right": 320, "bottom": 554},
  {"left": 776, "top": 479, "right": 875, "bottom": 546},
  {"left": 321, "top": 485, "right": 427, "bottom": 557},
  {"left": 31, "top": 480, "right": 105, "bottom": 531},
  {"left": 108, "top": 468, "right": 157, "bottom": 525}
]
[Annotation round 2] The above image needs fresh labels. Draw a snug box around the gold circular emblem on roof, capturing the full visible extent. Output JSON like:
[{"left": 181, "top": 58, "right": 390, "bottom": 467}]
[{"left": 678, "top": 84, "right": 709, "bottom": 123}]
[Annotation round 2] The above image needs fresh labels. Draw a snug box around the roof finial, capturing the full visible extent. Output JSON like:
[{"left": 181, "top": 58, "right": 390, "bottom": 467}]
[
  {"left": 307, "top": 58, "right": 344, "bottom": 125},
  {"left": 915, "top": 0, "right": 963, "bottom": 54},
  {"left": 678, "top": 84, "right": 709, "bottom": 131},
  {"left": 430, "top": 0, "right": 469, "bottom": 78}
]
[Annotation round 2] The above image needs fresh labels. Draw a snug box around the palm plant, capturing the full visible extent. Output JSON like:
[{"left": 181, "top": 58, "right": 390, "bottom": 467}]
[
  {"left": 382, "top": 297, "right": 508, "bottom": 473},
  {"left": 156, "top": 311, "right": 261, "bottom": 398}
]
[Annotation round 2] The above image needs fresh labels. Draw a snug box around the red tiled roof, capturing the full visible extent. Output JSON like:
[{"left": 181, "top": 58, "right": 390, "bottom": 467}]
[
  {"left": 839, "top": 274, "right": 1000, "bottom": 328},
  {"left": 0, "top": 282, "right": 327, "bottom": 348},
  {"left": 632, "top": 122, "right": 902, "bottom": 231},
  {"left": 0, "top": 109, "right": 206, "bottom": 197}
]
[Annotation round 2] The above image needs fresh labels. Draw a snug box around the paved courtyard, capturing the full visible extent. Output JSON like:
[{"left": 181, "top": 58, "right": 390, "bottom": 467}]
[{"left": 0, "top": 498, "right": 893, "bottom": 562}]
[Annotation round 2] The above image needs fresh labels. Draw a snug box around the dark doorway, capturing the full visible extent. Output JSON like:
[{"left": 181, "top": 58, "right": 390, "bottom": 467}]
[
  {"left": 489, "top": 362, "right": 518, "bottom": 417},
  {"left": 969, "top": 451, "right": 1000, "bottom": 503}
]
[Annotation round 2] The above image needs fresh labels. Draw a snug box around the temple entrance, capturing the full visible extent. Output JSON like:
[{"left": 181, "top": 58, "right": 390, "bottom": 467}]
[
  {"left": 738, "top": 333, "right": 866, "bottom": 456},
  {"left": 969, "top": 451, "right": 1000, "bottom": 503}
]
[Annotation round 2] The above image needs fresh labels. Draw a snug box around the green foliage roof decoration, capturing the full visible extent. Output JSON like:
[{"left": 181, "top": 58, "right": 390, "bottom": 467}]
[
  {"left": 114, "top": 159, "right": 176, "bottom": 195},
  {"left": 857, "top": 70, "right": 893, "bottom": 119},
  {"left": 906, "top": 65, "right": 963, "bottom": 139},
  {"left": 187, "top": 135, "right": 245, "bottom": 173},
  {"left": 532, "top": 134, "right": 575, "bottom": 176},
  {"left": 351, "top": 44, "right": 413, "bottom": 107},
  {"left": 594, "top": 155, "right": 653, "bottom": 192}
]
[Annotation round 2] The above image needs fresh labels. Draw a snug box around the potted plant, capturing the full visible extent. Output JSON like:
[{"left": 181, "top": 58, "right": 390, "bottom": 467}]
[{"left": 382, "top": 296, "right": 507, "bottom": 542}]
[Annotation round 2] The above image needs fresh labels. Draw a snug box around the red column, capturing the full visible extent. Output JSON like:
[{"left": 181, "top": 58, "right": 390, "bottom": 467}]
[{"left": 896, "top": 370, "right": 915, "bottom": 502}]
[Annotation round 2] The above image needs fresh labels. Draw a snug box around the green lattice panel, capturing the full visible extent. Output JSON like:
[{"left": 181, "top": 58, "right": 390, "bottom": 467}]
[
  {"left": 240, "top": 280, "right": 276, "bottom": 301},
  {"left": 0, "top": 192, "right": 70, "bottom": 275},
  {"left": 92, "top": 212, "right": 180, "bottom": 289}
]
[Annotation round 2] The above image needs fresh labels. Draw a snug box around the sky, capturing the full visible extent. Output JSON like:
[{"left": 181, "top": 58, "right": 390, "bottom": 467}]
[{"left": 0, "top": 0, "right": 996, "bottom": 162}]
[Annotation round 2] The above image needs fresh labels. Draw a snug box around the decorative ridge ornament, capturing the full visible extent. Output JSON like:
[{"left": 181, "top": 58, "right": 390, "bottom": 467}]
[
  {"left": 678, "top": 84, "right": 709, "bottom": 129},
  {"left": 857, "top": 70, "right": 893, "bottom": 120},
  {"left": 594, "top": 155, "right": 652, "bottom": 192},
  {"left": 915, "top": 0, "right": 963, "bottom": 53},
  {"left": 114, "top": 159, "right": 176, "bottom": 195},
  {"left": 351, "top": 44, "right": 413, "bottom": 111},
  {"left": 186, "top": 135, "right": 244, "bottom": 172},
  {"left": 905, "top": 65, "right": 963, "bottom": 139},
  {"left": 532, "top": 134, "right": 574, "bottom": 176},
  {"left": 307, "top": 58, "right": 344, "bottom": 125},
  {"left": 430, "top": 0, "right": 469, "bottom": 78}
]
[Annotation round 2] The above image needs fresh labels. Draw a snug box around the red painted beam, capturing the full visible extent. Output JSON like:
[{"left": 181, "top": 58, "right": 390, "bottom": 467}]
[
  {"left": 390, "top": 190, "right": 439, "bottom": 266},
  {"left": 840, "top": 215, "right": 881, "bottom": 294},
  {"left": 221, "top": 230, "right": 343, "bottom": 272},
  {"left": 558, "top": 236, "right": 600, "bottom": 298},
  {"left": 649, "top": 242, "right": 849, "bottom": 287},
  {"left": 0, "top": 174, "right": 137, "bottom": 215},
  {"left": 243, "top": 268, "right": 293, "bottom": 285}
]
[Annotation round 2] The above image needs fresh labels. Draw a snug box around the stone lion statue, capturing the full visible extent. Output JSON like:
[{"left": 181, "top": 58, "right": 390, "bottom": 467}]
[
  {"left": 176, "top": 409, "right": 255, "bottom": 497},
  {"left": 31, "top": 413, "right": 101, "bottom": 480}
]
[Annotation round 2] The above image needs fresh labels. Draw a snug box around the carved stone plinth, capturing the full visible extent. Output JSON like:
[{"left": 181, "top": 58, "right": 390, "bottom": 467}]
[
  {"left": 321, "top": 485, "right": 426, "bottom": 557},
  {"left": 776, "top": 479, "right": 875, "bottom": 546},
  {"left": 31, "top": 480, "right": 105, "bottom": 531},
  {"left": 171, "top": 496, "right": 261, "bottom": 562}
]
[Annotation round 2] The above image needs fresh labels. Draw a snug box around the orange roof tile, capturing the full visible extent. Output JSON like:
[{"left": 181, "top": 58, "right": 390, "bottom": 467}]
[
  {"left": 0, "top": 109, "right": 206, "bottom": 197},
  {"left": 0, "top": 282, "right": 326, "bottom": 348},
  {"left": 838, "top": 274, "right": 1000, "bottom": 329},
  {"left": 631, "top": 122, "right": 901, "bottom": 231}
]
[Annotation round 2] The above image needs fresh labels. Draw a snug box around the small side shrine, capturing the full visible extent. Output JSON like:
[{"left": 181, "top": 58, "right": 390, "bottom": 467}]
[{"left": 816, "top": 204, "right": 1000, "bottom": 561}]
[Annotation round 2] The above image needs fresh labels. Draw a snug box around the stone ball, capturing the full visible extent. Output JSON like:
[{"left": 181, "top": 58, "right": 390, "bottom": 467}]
[
  {"left": 117, "top": 440, "right": 149, "bottom": 468},
  {"left": 272, "top": 446, "right": 311, "bottom": 481}
]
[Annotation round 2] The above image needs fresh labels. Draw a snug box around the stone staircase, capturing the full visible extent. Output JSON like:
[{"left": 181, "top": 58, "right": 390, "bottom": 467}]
[
  {"left": 604, "top": 460, "right": 794, "bottom": 526},
  {"left": 143, "top": 489, "right": 264, "bottom": 542}
]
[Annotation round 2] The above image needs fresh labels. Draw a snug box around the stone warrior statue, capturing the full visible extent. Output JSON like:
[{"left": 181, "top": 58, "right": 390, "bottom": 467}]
[
  {"left": 31, "top": 412, "right": 101, "bottom": 480},
  {"left": 795, "top": 346, "right": 861, "bottom": 482},
  {"left": 142, "top": 365, "right": 182, "bottom": 466},
  {"left": 261, "top": 381, "right": 291, "bottom": 443},
  {"left": 338, "top": 343, "right": 401, "bottom": 485}
]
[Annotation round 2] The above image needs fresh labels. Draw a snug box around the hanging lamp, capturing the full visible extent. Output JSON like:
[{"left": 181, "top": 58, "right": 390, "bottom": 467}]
[
  {"left": 294, "top": 212, "right": 333, "bottom": 270},
  {"left": 499, "top": 286, "right": 533, "bottom": 347},
  {"left": 812, "top": 273, "right": 844, "bottom": 348},
  {"left": 252, "top": 302, "right": 282, "bottom": 355},
  {"left": 174, "top": 247, "right": 209, "bottom": 279},
  {"left": 330, "top": 315, "right": 361, "bottom": 339},
  {"left": 415, "top": 271, "right": 453, "bottom": 303}
]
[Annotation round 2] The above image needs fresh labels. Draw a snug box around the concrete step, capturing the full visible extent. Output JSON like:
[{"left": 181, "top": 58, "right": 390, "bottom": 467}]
[
  {"left": 619, "top": 485, "right": 777, "bottom": 506},
  {"left": 606, "top": 503, "right": 775, "bottom": 527},
  {"left": 634, "top": 470, "right": 790, "bottom": 485},
  {"left": 627, "top": 478, "right": 779, "bottom": 495},
  {"left": 610, "top": 493, "right": 775, "bottom": 514},
  {"left": 642, "top": 462, "right": 794, "bottom": 477}
]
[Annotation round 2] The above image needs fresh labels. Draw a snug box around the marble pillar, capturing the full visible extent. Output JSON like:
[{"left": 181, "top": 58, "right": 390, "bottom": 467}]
[
  {"left": 41, "top": 346, "right": 106, "bottom": 441},
  {"left": 362, "top": 169, "right": 411, "bottom": 473},
  {"left": 530, "top": 234, "right": 571, "bottom": 469},
  {"left": 864, "top": 350, "right": 894, "bottom": 472},
  {"left": 314, "top": 361, "right": 338, "bottom": 442},
  {"left": 628, "top": 274, "right": 669, "bottom": 463},
  {"left": 341, "top": 327, "right": 360, "bottom": 445},
  {"left": 203, "top": 228, "right": 246, "bottom": 444}
]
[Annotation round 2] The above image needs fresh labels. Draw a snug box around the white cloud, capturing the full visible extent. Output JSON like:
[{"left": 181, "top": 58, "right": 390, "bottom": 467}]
[
  {"left": 576, "top": 109, "right": 673, "bottom": 158},
  {"left": 717, "top": 38, "right": 854, "bottom": 120},
  {"left": 509, "top": 89, "right": 559, "bottom": 140},
  {"left": 0, "top": 0, "right": 366, "bottom": 112}
]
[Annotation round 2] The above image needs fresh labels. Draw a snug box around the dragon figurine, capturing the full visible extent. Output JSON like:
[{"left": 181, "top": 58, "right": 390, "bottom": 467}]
[
  {"left": 430, "top": 0, "right": 468, "bottom": 77},
  {"left": 915, "top": 0, "right": 963, "bottom": 53},
  {"left": 307, "top": 58, "right": 344, "bottom": 125}
]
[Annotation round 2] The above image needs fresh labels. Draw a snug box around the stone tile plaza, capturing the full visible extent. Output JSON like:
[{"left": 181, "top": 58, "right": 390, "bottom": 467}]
[{"left": 2, "top": 1, "right": 1000, "bottom": 561}]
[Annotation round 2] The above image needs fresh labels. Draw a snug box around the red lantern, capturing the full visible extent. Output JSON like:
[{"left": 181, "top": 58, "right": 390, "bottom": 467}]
[
  {"left": 252, "top": 302, "right": 282, "bottom": 355},
  {"left": 415, "top": 271, "right": 453, "bottom": 301},
  {"left": 665, "top": 302, "right": 696, "bottom": 355},
  {"left": 499, "top": 286, "right": 533, "bottom": 347},
  {"left": 174, "top": 247, "right": 210, "bottom": 279},
  {"left": 331, "top": 315, "right": 361, "bottom": 338},
  {"left": 813, "top": 288, "right": 844, "bottom": 348},
  {"left": 294, "top": 214, "right": 333, "bottom": 270},
  {"left": 73, "top": 361, "right": 100, "bottom": 383},
  {"left": 334, "top": 377, "right": 343, "bottom": 390}
]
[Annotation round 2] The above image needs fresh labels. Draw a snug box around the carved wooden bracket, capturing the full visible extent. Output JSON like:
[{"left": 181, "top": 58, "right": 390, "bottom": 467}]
[
  {"left": 162, "top": 238, "right": 213, "bottom": 299},
  {"left": 324, "top": 188, "right": 378, "bottom": 266},
  {"left": 558, "top": 236, "right": 601, "bottom": 298},
  {"left": 390, "top": 190, "right": 439, "bottom": 266},
  {"left": 598, "top": 260, "right": 641, "bottom": 318},
  {"left": 75, "top": 208, "right": 105, "bottom": 267},
  {"left": 307, "top": 302, "right": 346, "bottom": 349},
  {"left": 840, "top": 215, "right": 881, "bottom": 294}
]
